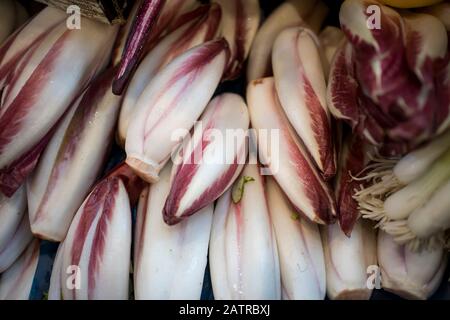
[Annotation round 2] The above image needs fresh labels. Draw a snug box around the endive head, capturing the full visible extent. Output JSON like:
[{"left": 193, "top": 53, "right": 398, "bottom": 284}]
[
  {"left": 377, "top": 230, "right": 447, "bottom": 300},
  {"left": 125, "top": 38, "right": 230, "bottom": 184},
  {"left": 163, "top": 93, "right": 249, "bottom": 225}
]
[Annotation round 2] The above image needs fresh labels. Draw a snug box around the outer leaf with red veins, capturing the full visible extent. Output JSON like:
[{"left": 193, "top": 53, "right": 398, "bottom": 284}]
[
  {"left": 102, "top": 163, "right": 147, "bottom": 206},
  {"left": 0, "top": 7, "right": 66, "bottom": 88},
  {"left": 247, "top": 77, "right": 336, "bottom": 224},
  {"left": 273, "top": 27, "right": 336, "bottom": 179},
  {"left": 0, "top": 18, "right": 117, "bottom": 197},
  {"left": 163, "top": 93, "right": 248, "bottom": 225},
  {"left": 118, "top": 4, "right": 222, "bottom": 145},
  {"left": 125, "top": 39, "right": 229, "bottom": 183},
  {"left": 61, "top": 177, "right": 132, "bottom": 300},
  {"left": 327, "top": 41, "right": 360, "bottom": 129},
  {"left": 335, "top": 134, "right": 369, "bottom": 236},
  {"left": 27, "top": 69, "right": 122, "bottom": 242}
]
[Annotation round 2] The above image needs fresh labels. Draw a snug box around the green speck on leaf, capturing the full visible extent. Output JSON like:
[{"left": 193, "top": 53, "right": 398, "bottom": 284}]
[
  {"left": 291, "top": 212, "right": 300, "bottom": 221},
  {"left": 232, "top": 176, "right": 255, "bottom": 203}
]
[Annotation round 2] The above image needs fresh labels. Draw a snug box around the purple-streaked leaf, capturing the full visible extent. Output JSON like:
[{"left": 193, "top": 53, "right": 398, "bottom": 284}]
[
  {"left": 118, "top": 3, "right": 222, "bottom": 145},
  {"left": 0, "top": 7, "right": 66, "bottom": 88},
  {"left": 102, "top": 162, "right": 147, "bottom": 206},
  {"left": 335, "top": 134, "right": 370, "bottom": 236},
  {"left": 112, "top": 0, "right": 144, "bottom": 67},
  {"left": 0, "top": 17, "right": 118, "bottom": 197},
  {"left": 273, "top": 27, "right": 336, "bottom": 179},
  {"left": 125, "top": 39, "right": 229, "bottom": 183},
  {"left": 163, "top": 93, "right": 248, "bottom": 225},
  {"left": 247, "top": 77, "right": 337, "bottom": 224},
  {"left": 61, "top": 176, "right": 132, "bottom": 300},
  {"left": 113, "top": 0, "right": 166, "bottom": 95},
  {"left": 27, "top": 68, "right": 122, "bottom": 242}
]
